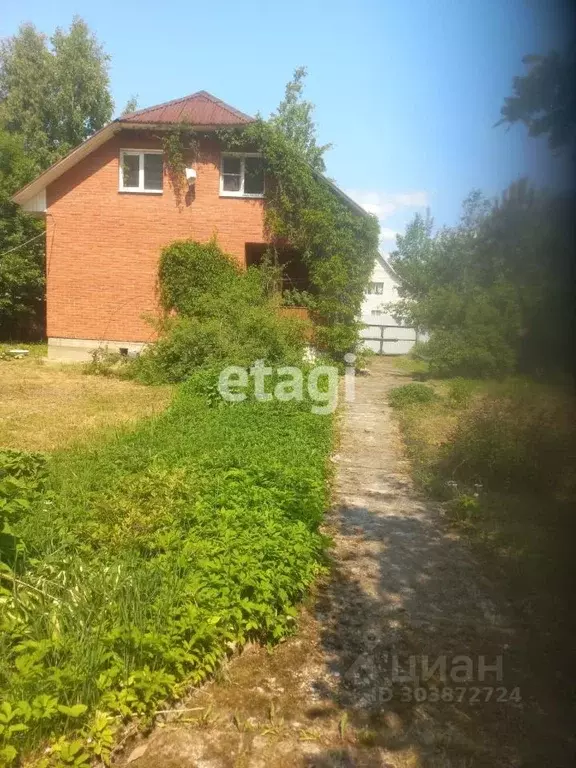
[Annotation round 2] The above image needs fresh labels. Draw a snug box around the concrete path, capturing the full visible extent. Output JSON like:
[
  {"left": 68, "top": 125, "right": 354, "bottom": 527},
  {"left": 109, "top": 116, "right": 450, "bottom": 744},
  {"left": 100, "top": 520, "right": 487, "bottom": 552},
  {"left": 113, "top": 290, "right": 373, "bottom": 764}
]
[{"left": 117, "top": 358, "right": 572, "bottom": 768}]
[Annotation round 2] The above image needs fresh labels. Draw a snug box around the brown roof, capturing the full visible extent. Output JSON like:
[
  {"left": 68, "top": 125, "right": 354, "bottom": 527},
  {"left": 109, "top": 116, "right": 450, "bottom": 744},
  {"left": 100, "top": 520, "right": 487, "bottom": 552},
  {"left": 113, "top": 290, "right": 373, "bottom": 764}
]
[{"left": 119, "top": 90, "right": 254, "bottom": 126}]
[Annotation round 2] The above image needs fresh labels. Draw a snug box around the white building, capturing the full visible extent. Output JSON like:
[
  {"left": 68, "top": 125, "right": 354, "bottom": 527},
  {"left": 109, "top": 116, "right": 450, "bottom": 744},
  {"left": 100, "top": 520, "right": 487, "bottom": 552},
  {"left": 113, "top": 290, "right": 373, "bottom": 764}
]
[{"left": 359, "top": 254, "right": 418, "bottom": 355}]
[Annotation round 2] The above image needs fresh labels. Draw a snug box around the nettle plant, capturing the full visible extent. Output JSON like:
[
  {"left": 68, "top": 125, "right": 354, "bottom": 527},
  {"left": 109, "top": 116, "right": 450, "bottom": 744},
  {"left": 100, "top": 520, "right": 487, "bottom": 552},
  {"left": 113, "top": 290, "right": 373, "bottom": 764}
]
[{"left": 161, "top": 121, "right": 379, "bottom": 360}]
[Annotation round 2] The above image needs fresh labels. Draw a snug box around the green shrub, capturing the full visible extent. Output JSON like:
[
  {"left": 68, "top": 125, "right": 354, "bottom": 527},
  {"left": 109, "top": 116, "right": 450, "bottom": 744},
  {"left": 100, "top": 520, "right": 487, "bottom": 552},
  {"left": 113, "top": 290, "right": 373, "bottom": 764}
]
[
  {"left": 388, "top": 383, "right": 437, "bottom": 409},
  {"left": 130, "top": 240, "right": 308, "bottom": 384},
  {"left": 423, "top": 327, "right": 516, "bottom": 379},
  {"left": 0, "top": 373, "right": 333, "bottom": 764},
  {"left": 157, "top": 238, "right": 239, "bottom": 316}
]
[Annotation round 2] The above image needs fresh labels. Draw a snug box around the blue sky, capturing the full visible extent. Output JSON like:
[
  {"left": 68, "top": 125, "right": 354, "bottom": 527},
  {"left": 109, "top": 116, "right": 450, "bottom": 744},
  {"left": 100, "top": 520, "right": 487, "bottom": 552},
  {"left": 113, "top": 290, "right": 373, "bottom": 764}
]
[{"left": 1, "top": 0, "right": 570, "bottom": 251}]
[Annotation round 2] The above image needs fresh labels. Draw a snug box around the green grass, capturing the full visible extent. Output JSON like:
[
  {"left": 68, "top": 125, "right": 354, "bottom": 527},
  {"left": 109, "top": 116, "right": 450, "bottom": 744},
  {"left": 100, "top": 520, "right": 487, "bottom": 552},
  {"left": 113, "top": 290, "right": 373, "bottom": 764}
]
[{"left": 0, "top": 372, "right": 333, "bottom": 766}]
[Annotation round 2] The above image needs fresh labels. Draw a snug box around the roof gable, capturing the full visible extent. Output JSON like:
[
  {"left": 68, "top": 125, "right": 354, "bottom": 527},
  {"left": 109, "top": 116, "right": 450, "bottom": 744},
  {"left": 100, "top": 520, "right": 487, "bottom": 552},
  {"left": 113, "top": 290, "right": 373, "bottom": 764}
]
[{"left": 120, "top": 90, "right": 254, "bottom": 126}]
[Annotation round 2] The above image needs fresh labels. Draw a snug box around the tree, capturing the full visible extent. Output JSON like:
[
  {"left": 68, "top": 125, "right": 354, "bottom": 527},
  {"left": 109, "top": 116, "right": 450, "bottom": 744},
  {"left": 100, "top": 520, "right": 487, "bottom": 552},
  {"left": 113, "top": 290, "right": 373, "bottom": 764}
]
[
  {"left": 0, "top": 17, "right": 113, "bottom": 169},
  {"left": 269, "top": 66, "right": 332, "bottom": 172},
  {"left": 389, "top": 210, "right": 435, "bottom": 300},
  {"left": 50, "top": 18, "right": 114, "bottom": 155},
  {"left": 0, "top": 24, "right": 52, "bottom": 171},
  {"left": 498, "top": 46, "right": 576, "bottom": 155},
  {"left": 122, "top": 96, "right": 139, "bottom": 115},
  {"left": 389, "top": 183, "right": 574, "bottom": 378},
  {"left": 0, "top": 17, "right": 113, "bottom": 338},
  {"left": 0, "top": 131, "right": 45, "bottom": 338}
]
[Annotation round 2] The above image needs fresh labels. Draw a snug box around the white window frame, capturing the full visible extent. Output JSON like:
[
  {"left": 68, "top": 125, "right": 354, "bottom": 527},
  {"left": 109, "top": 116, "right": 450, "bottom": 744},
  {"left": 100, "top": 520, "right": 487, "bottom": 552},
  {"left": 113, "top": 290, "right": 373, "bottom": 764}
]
[
  {"left": 119, "top": 149, "right": 164, "bottom": 194},
  {"left": 220, "top": 152, "right": 265, "bottom": 198},
  {"left": 368, "top": 282, "right": 384, "bottom": 295}
]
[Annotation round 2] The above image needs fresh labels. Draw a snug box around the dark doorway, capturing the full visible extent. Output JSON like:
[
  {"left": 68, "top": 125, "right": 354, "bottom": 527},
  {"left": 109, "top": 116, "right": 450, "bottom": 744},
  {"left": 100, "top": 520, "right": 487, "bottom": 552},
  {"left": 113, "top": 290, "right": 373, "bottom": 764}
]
[{"left": 245, "top": 243, "right": 310, "bottom": 292}]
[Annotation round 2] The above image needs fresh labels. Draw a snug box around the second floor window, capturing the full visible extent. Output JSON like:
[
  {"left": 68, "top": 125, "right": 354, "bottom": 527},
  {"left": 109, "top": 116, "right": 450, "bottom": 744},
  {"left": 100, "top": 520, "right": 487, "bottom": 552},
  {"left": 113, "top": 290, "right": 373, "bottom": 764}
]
[
  {"left": 220, "top": 154, "right": 264, "bottom": 197},
  {"left": 368, "top": 282, "right": 384, "bottom": 295},
  {"left": 119, "top": 150, "right": 163, "bottom": 193}
]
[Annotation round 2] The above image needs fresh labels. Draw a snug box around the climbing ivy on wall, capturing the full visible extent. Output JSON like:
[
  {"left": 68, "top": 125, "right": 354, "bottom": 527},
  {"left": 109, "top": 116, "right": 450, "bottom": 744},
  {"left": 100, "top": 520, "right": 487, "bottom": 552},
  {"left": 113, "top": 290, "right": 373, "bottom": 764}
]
[
  {"left": 160, "top": 125, "right": 198, "bottom": 205},
  {"left": 162, "top": 121, "right": 380, "bottom": 359}
]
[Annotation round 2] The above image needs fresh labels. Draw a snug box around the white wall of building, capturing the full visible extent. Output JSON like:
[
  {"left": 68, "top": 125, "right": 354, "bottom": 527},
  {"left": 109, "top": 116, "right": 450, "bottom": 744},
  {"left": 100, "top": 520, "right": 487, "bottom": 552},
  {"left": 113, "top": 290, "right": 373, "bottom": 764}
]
[{"left": 359, "top": 255, "right": 418, "bottom": 355}]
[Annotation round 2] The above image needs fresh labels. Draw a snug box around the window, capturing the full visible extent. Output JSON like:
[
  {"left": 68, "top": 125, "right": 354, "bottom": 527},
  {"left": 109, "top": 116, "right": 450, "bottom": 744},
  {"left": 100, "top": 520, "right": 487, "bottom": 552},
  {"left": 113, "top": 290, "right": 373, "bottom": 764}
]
[
  {"left": 119, "top": 150, "right": 163, "bottom": 193},
  {"left": 368, "top": 282, "right": 384, "bottom": 295},
  {"left": 220, "top": 153, "right": 264, "bottom": 197},
  {"left": 371, "top": 309, "right": 384, "bottom": 316}
]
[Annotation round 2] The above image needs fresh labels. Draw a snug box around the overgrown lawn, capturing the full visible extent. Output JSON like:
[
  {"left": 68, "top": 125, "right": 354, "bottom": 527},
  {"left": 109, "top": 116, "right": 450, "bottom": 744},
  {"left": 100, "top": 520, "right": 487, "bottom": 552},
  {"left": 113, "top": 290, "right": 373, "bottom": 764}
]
[{"left": 0, "top": 372, "right": 333, "bottom": 766}]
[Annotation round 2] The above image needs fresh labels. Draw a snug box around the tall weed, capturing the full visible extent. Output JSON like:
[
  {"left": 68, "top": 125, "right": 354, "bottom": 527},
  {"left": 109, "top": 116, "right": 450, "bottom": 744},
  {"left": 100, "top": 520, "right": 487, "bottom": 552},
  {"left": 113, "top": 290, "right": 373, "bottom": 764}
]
[{"left": 436, "top": 385, "right": 576, "bottom": 496}]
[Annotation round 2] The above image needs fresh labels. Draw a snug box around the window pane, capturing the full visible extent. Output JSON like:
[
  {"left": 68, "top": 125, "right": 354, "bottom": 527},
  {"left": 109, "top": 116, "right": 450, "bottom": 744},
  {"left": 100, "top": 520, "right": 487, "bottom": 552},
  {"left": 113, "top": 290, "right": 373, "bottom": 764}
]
[
  {"left": 122, "top": 154, "right": 140, "bottom": 188},
  {"left": 369, "top": 282, "right": 384, "bottom": 295},
  {"left": 143, "top": 153, "right": 163, "bottom": 190},
  {"left": 223, "top": 174, "right": 241, "bottom": 192},
  {"left": 222, "top": 155, "right": 241, "bottom": 174},
  {"left": 244, "top": 156, "right": 264, "bottom": 194}
]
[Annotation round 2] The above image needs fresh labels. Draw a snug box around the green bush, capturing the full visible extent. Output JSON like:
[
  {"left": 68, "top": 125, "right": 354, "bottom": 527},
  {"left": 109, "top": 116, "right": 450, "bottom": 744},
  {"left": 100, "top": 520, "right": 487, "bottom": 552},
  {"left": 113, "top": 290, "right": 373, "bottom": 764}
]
[
  {"left": 0, "top": 371, "right": 333, "bottom": 764},
  {"left": 422, "top": 327, "right": 516, "bottom": 379},
  {"left": 130, "top": 240, "right": 308, "bottom": 383},
  {"left": 157, "top": 238, "right": 239, "bottom": 316},
  {"left": 388, "top": 382, "right": 437, "bottom": 409}
]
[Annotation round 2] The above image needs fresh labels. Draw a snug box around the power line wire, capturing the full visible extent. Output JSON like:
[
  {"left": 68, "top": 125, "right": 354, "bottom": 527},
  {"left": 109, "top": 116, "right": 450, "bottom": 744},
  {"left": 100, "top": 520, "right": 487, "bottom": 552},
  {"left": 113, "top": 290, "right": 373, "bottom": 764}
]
[{"left": 0, "top": 230, "right": 45, "bottom": 259}]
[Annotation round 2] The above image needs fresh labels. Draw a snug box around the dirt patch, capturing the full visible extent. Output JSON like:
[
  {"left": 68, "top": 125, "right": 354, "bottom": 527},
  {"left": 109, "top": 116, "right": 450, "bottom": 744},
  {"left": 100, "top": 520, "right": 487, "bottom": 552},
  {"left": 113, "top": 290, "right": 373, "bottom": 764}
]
[
  {"left": 115, "top": 358, "right": 575, "bottom": 768},
  {"left": 0, "top": 358, "right": 172, "bottom": 451}
]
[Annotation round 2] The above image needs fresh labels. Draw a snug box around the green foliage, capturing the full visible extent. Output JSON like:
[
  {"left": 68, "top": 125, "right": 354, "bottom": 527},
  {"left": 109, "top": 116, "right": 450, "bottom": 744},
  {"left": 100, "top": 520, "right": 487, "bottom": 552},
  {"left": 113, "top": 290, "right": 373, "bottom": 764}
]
[
  {"left": 0, "top": 131, "right": 45, "bottom": 339},
  {"left": 234, "top": 120, "right": 379, "bottom": 359},
  {"left": 281, "top": 288, "right": 316, "bottom": 309},
  {"left": 390, "top": 182, "right": 575, "bottom": 378},
  {"left": 388, "top": 383, "right": 436, "bottom": 409},
  {"left": 132, "top": 240, "right": 307, "bottom": 383},
  {"left": 0, "top": 449, "right": 46, "bottom": 568},
  {"left": 0, "top": 372, "right": 333, "bottom": 764},
  {"left": 0, "top": 17, "right": 113, "bottom": 168},
  {"left": 0, "top": 16, "right": 113, "bottom": 338},
  {"left": 446, "top": 378, "right": 477, "bottom": 408},
  {"left": 269, "top": 66, "right": 332, "bottom": 172},
  {"left": 121, "top": 95, "right": 138, "bottom": 116},
  {"left": 423, "top": 326, "right": 516, "bottom": 379},
  {"left": 498, "top": 46, "right": 576, "bottom": 154},
  {"left": 446, "top": 493, "right": 481, "bottom": 526},
  {"left": 160, "top": 126, "right": 198, "bottom": 205},
  {"left": 436, "top": 386, "right": 576, "bottom": 496},
  {"left": 157, "top": 238, "right": 238, "bottom": 315}
]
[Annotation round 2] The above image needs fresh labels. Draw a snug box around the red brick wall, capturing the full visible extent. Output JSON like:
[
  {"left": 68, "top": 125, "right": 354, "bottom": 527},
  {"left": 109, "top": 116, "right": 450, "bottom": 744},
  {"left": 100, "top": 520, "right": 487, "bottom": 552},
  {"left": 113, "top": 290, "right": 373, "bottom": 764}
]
[{"left": 45, "top": 131, "right": 267, "bottom": 342}]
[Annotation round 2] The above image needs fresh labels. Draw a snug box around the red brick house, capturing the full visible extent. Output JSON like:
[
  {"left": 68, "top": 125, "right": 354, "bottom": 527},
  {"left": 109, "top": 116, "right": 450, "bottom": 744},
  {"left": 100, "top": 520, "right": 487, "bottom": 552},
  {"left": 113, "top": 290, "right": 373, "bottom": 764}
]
[{"left": 12, "top": 91, "right": 364, "bottom": 361}]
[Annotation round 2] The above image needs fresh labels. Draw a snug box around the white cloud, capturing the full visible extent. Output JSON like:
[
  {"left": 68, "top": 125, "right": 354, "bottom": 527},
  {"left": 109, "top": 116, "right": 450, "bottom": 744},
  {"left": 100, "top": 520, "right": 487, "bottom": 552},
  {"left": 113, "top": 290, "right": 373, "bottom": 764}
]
[
  {"left": 347, "top": 189, "right": 429, "bottom": 220},
  {"left": 379, "top": 227, "right": 398, "bottom": 242}
]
